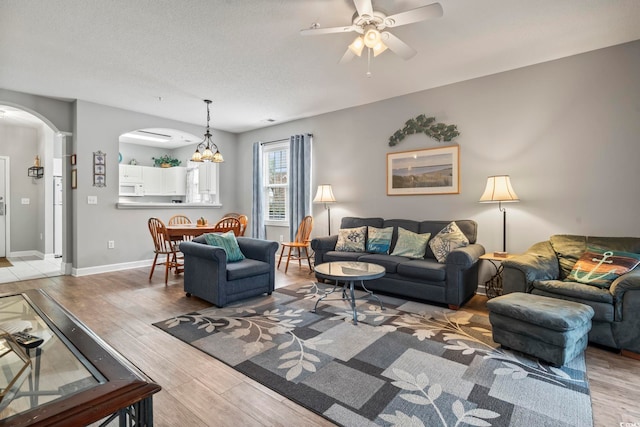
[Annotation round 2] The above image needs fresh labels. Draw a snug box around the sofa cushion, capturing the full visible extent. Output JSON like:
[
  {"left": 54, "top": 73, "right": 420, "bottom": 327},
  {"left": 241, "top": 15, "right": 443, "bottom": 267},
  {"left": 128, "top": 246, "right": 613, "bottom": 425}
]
[
  {"left": 429, "top": 221, "right": 469, "bottom": 263},
  {"left": 335, "top": 226, "right": 366, "bottom": 252},
  {"left": 204, "top": 231, "right": 245, "bottom": 262},
  {"left": 533, "top": 279, "right": 614, "bottom": 304},
  {"left": 324, "top": 251, "right": 364, "bottom": 262},
  {"left": 397, "top": 259, "right": 446, "bottom": 282},
  {"left": 340, "top": 217, "right": 384, "bottom": 229},
  {"left": 366, "top": 226, "right": 393, "bottom": 254},
  {"left": 358, "top": 254, "right": 409, "bottom": 273},
  {"left": 531, "top": 280, "right": 614, "bottom": 323},
  {"left": 565, "top": 247, "right": 640, "bottom": 288},
  {"left": 390, "top": 227, "right": 430, "bottom": 259},
  {"left": 226, "top": 258, "right": 271, "bottom": 281}
]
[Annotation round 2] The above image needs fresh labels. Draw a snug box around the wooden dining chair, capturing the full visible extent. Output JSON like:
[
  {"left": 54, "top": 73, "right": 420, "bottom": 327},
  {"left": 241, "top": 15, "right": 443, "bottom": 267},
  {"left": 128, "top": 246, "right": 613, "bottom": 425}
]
[
  {"left": 148, "top": 217, "right": 184, "bottom": 285},
  {"left": 168, "top": 214, "right": 194, "bottom": 242},
  {"left": 277, "top": 215, "right": 314, "bottom": 273},
  {"left": 223, "top": 213, "right": 249, "bottom": 236},
  {"left": 212, "top": 217, "right": 242, "bottom": 236},
  {"left": 168, "top": 214, "right": 192, "bottom": 225}
]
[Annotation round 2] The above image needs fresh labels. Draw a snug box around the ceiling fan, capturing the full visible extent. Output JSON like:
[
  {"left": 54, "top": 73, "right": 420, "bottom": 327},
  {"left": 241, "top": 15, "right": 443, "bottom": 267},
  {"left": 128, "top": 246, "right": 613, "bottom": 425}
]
[{"left": 300, "top": 0, "right": 443, "bottom": 64}]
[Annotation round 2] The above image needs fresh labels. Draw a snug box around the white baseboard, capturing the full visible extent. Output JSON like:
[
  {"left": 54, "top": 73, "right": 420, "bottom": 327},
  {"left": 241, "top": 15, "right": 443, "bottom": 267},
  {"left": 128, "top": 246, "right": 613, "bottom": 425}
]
[
  {"left": 9, "top": 250, "right": 40, "bottom": 258},
  {"left": 72, "top": 259, "right": 153, "bottom": 277}
]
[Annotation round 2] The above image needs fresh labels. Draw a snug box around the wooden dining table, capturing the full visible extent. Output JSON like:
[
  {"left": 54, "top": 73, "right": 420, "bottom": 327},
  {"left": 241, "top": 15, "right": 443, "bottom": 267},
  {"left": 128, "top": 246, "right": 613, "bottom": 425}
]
[{"left": 165, "top": 224, "right": 220, "bottom": 239}]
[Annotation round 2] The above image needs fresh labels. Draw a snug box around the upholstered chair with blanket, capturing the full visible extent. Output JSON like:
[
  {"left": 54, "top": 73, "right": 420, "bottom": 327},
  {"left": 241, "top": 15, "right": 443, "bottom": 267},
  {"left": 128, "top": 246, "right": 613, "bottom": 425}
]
[{"left": 180, "top": 235, "right": 279, "bottom": 307}]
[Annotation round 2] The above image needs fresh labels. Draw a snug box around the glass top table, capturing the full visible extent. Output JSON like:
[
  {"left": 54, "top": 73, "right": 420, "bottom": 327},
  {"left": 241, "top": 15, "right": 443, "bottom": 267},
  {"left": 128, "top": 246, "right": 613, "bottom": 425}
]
[
  {"left": 313, "top": 261, "right": 386, "bottom": 324},
  {"left": 0, "top": 289, "right": 161, "bottom": 426}
]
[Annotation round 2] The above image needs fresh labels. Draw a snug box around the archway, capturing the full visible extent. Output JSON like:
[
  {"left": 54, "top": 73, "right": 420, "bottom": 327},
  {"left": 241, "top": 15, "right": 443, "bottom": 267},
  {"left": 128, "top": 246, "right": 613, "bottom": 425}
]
[{"left": 0, "top": 104, "right": 69, "bottom": 280}]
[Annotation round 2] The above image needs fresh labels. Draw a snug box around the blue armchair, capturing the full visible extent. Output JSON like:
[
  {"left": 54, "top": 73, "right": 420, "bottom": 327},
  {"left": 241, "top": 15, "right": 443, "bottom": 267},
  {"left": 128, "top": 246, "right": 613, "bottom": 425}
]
[{"left": 179, "top": 235, "right": 279, "bottom": 307}]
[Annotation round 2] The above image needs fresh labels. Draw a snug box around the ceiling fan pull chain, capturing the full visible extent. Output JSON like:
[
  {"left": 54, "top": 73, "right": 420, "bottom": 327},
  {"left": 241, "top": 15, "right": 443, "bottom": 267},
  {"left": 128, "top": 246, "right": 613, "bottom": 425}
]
[{"left": 366, "top": 48, "right": 372, "bottom": 78}]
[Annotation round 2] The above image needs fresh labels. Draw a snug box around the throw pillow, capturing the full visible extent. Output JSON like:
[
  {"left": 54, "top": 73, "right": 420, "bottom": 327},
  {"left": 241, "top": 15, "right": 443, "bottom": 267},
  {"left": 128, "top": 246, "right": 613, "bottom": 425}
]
[
  {"left": 335, "top": 226, "right": 367, "bottom": 252},
  {"left": 390, "top": 227, "right": 430, "bottom": 259},
  {"left": 429, "top": 221, "right": 470, "bottom": 263},
  {"left": 366, "top": 226, "right": 393, "bottom": 254},
  {"left": 565, "top": 246, "right": 640, "bottom": 288},
  {"left": 204, "top": 231, "right": 245, "bottom": 262}
]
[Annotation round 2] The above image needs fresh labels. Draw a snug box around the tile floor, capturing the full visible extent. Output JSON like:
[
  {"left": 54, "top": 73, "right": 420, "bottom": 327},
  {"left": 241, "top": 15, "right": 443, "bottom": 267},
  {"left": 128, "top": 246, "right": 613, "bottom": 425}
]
[{"left": 0, "top": 256, "right": 63, "bottom": 283}]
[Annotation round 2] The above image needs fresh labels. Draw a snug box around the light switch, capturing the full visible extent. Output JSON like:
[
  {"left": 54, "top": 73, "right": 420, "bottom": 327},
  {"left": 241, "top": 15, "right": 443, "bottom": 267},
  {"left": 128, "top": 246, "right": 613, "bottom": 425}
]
[
  {"left": 21, "top": 198, "right": 30, "bottom": 205},
  {"left": 87, "top": 196, "right": 98, "bottom": 205}
]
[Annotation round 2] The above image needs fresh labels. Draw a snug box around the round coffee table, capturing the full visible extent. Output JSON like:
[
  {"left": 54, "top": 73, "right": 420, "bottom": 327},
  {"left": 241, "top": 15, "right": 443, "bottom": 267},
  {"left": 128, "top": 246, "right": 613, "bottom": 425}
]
[{"left": 313, "top": 261, "right": 386, "bottom": 324}]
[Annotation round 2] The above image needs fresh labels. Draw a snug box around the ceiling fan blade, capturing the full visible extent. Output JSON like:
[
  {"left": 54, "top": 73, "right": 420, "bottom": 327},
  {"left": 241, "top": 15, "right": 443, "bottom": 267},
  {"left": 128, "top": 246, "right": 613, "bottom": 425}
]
[
  {"left": 381, "top": 32, "right": 417, "bottom": 60},
  {"left": 339, "top": 48, "right": 356, "bottom": 64},
  {"left": 300, "top": 25, "right": 356, "bottom": 36},
  {"left": 353, "top": 0, "right": 374, "bottom": 18},
  {"left": 384, "top": 3, "right": 443, "bottom": 27}
]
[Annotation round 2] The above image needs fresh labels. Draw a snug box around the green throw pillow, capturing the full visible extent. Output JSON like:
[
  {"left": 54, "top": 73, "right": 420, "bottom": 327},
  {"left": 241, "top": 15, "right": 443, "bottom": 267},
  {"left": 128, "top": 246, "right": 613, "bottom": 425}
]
[
  {"left": 366, "top": 226, "right": 393, "bottom": 254},
  {"left": 390, "top": 227, "right": 430, "bottom": 259},
  {"left": 429, "top": 221, "right": 470, "bottom": 263},
  {"left": 335, "top": 226, "right": 366, "bottom": 252},
  {"left": 565, "top": 246, "right": 640, "bottom": 288},
  {"left": 204, "top": 231, "right": 245, "bottom": 262}
]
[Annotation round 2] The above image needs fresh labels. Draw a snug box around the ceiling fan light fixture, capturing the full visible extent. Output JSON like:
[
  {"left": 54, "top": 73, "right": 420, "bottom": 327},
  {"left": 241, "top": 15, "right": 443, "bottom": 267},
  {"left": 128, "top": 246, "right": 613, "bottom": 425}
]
[
  {"left": 363, "top": 25, "right": 381, "bottom": 48},
  {"left": 348, "top": 36, "right": 365, "bottom": 56},
  {"left": 372, "top": 41, "right": 387, "bottom": 56}
]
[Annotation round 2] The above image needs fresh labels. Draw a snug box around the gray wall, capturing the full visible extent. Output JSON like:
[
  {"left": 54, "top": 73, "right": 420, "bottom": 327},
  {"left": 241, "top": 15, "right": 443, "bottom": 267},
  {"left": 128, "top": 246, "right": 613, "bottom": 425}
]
[
  {"left": 73, "top": 100, "right": 238, "bottom": 269},
  {"left": 2, "top": 40, "right": 639, "bottom": 273},
  {"left": 237, "top": 40, "right": 640, "bottom": 253},
  {"left": 0, "top": 123, "right": 40, "bottom": 252}
]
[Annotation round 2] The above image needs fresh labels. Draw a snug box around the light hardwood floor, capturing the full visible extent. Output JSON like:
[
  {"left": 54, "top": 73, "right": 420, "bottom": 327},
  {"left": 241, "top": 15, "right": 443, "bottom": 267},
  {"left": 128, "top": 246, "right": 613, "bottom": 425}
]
[{"left": 1, "top": 266, "right": 638, "bottom": 426}]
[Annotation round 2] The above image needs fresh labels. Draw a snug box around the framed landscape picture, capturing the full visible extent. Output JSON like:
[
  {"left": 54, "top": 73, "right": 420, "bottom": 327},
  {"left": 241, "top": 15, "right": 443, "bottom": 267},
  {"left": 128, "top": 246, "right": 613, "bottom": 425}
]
[{"left": 387, "top": 145, "right": 459, "bottom": 195}]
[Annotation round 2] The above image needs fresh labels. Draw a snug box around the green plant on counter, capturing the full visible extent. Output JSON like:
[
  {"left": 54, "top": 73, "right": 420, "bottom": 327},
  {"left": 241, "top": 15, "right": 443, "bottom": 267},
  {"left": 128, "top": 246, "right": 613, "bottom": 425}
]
[{"left": 152, "top": 155, "right": 181, "bottom": 167}]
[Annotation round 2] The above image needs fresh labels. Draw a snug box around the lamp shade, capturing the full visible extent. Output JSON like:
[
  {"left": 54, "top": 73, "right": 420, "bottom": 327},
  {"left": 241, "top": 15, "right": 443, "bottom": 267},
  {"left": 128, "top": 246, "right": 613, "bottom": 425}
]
[
  {"left": 313, "top": 185, "right": 336, "bottom": 203},
  {"left": 479, "top": 175, "right": 519, "bottom": 203}
]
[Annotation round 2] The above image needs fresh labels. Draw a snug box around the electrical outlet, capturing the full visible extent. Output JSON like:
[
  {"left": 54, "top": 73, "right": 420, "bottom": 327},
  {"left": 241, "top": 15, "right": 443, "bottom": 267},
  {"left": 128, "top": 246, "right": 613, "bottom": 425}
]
[
  {"left": 88, "top": 196, "right": 98, "bottom": 205},
  {"left": 108, "top": 240, "right": 115, "bottom": 249},
  {"left": 21, "top": 198, "right": 30, "bottom": 205},
  {"left": 279, "top": 235, "right": 284, "bottom": 242}
]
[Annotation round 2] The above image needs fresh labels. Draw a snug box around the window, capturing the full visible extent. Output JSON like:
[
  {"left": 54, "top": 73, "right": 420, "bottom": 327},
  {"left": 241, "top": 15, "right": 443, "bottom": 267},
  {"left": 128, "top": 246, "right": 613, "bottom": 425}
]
[{"left": 263, "top": 142, "right": 289, "bottom": 223}]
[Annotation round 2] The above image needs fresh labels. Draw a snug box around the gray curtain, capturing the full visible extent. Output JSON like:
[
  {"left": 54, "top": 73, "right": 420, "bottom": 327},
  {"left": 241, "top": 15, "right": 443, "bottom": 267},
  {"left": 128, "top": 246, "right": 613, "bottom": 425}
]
[
  {"left": 251, "top": 142, "right": 265, "bottom": 239},
  {"left": 288, "top": 134, "right": 312, "bottom": 241}
]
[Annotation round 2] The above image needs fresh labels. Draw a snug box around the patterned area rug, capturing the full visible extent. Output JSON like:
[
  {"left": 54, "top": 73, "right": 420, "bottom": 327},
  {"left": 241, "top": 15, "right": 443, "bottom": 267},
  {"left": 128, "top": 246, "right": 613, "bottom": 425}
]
[{"left": 153, "top": 282, "right": 592, "bottom": 427}]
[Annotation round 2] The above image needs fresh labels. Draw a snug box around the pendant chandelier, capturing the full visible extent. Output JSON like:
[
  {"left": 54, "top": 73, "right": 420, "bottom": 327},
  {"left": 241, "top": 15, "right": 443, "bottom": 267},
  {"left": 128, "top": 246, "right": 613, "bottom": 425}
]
[{"left": 191, "top": 99, "right": 224, "bottom": 163}]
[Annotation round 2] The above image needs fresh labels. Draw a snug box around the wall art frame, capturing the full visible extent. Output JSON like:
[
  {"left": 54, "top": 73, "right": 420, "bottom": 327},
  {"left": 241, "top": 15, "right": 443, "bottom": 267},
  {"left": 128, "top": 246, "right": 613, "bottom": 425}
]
[
  {"left": 386, "top": 145, "right": 460, "bottom": 196},
  {"left": 93, "top": 151, "right": 106, "bottom": 187},
  {"left": 71, "top": 169, "right": 77, "bottom": 189}
]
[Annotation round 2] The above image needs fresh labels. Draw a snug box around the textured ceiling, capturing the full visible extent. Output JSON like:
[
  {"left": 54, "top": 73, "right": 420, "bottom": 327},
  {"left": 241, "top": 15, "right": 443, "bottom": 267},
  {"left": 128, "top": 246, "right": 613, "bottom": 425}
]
[{"left": 1, "top": 0, "right": 639, "bottom": 133}]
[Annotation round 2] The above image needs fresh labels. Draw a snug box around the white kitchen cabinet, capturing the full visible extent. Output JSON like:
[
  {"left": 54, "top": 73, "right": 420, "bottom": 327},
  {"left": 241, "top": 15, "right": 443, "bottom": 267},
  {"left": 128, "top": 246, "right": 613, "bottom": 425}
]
[
  {"left": 142, "top": 166, "right": 163, "bottom": 195},
  {"left": 141, "top": 166, "right": 186, "bottom": 196},
  {"left": 164, "top": 166, "right": 187, "bottom": 195},
  {"left": 119, "top": 165, "right": 143, "bottom": 183},
  {"left": 198, "top": 162, "right": 218, "bottom": 194}
]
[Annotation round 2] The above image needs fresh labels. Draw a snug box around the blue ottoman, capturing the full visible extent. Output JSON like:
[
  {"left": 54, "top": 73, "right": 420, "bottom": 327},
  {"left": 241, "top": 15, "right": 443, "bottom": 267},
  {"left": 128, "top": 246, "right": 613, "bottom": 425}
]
[{"left": 486, "top": 293, "right": 594, "bottom": 367}]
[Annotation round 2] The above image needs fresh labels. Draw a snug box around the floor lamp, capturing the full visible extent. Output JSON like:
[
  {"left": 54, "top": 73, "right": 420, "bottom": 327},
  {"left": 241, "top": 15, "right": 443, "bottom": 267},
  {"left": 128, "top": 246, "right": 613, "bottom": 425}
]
[
  {"left": 479, "top": 175, "right": 520, "bottom": 256},
  {"left": 313, "top": 184, "right": 336, "bottom": 235}
]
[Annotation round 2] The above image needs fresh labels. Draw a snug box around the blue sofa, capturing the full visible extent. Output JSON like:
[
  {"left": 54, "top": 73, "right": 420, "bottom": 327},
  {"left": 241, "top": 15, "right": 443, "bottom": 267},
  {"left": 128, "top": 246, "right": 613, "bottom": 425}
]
[
  {"left": 311, "top": 217, "right": 485, "bottom": 309},
  {"left": 180, "top": 236, "right": 279, "bottom": 307}
]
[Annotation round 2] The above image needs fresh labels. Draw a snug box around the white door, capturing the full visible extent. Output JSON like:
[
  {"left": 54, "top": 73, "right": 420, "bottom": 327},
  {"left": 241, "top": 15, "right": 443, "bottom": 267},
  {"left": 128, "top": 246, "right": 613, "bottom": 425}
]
[{"left": 0, "top": 158, "right": 6, "bottom": 257}]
